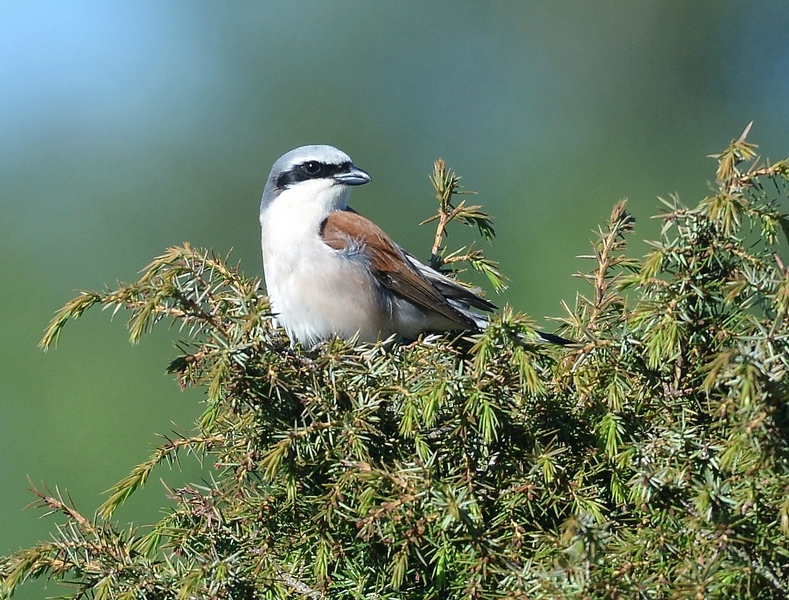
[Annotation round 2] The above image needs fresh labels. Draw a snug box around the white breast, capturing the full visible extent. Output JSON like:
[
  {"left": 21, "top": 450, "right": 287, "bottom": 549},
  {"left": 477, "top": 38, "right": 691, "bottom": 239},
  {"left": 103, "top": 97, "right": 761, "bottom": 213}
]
[{"left": 260, "top": 182, "right": 391, "bottom": 345}]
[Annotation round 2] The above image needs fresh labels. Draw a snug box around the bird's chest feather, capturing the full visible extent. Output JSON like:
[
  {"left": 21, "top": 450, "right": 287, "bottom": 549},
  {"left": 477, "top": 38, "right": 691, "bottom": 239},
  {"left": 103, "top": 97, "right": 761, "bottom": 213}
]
[
  {"left": 262, "top": 201, "right": 364, "bottom": 286},
  {"left": 260, "top": 203, "right": 386, "bottom": 339}
]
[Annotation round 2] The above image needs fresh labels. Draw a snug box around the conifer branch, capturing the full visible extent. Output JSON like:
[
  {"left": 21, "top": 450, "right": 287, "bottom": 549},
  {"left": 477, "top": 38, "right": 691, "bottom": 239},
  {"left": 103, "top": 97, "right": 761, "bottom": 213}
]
[{"left": 5, "top": 134, "right": 789, "bottom": 599}]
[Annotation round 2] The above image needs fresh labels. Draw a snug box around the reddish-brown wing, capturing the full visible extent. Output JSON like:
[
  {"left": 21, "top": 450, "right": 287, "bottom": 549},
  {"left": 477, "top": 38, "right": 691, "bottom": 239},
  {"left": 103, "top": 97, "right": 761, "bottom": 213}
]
[{"left": 319, "top": 209, "right": 476, "bottom": 329}]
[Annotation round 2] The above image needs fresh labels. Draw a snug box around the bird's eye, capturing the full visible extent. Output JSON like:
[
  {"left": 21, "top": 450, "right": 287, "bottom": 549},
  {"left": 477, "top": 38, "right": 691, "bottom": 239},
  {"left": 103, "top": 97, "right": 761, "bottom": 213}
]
[{"left": 301, "top": 161, "right": 324, "bottom": 177}]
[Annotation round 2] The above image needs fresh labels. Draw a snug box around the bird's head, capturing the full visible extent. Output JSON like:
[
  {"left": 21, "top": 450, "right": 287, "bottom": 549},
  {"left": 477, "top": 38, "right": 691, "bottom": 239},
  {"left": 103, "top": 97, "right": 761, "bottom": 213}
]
[{"left": 261, "top": 145, "right": 371, "bottom": 215}]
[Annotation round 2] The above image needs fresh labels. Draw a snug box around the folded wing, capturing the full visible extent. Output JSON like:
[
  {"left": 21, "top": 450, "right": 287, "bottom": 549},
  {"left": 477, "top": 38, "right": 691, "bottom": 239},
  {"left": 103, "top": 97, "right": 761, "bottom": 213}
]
[{"left": 320, "top": 209, "right": 495, "bottom": 331}]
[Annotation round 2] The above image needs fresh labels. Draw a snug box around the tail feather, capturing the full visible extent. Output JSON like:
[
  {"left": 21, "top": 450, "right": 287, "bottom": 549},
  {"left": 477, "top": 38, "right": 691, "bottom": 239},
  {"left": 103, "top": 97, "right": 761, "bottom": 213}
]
[{"left": 403, "top": 252, "right": 572, "bottom": 346}]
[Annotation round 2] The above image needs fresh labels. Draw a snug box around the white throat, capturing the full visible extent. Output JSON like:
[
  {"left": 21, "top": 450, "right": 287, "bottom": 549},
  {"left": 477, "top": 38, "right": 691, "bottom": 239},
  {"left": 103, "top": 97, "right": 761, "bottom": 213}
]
[{"left": 260, "top": 180, "right": 371, "bottom": 344}]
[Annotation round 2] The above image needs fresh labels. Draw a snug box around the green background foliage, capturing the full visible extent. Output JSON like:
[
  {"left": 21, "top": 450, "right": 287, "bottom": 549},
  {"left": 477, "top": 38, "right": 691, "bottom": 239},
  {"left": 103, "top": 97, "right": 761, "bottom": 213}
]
[
  {"left": 3, "top": 132, "right": 789, "bottom": 598},
  {"left": 2, "top": 2, "right": 789, "bottom": 598}
]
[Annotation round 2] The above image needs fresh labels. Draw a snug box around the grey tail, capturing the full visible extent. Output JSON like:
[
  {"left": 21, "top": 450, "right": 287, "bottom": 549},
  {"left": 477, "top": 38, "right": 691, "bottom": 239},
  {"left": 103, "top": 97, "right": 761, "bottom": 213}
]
[{"left": 535, "top": 330, "right": 574, "bottom": 346}]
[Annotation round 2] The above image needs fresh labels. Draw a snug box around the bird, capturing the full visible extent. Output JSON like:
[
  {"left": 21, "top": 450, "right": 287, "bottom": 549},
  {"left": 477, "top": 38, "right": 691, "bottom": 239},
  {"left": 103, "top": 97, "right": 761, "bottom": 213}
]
[{"left": 259, "top": 145, "right": 567, "bottom": 347}]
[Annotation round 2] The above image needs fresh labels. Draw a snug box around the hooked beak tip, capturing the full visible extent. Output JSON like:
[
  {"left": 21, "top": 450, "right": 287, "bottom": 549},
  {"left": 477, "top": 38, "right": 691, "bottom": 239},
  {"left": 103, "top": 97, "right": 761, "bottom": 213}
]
[{"left": 334, "top": 165, "right": 371, "bottom": 186}]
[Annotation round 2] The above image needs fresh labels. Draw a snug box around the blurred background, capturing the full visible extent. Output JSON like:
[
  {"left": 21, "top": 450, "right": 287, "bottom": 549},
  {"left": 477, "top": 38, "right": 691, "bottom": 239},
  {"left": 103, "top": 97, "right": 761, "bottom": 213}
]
[{"left": 2, "top": 1, "right": 788, "bottom": 596}]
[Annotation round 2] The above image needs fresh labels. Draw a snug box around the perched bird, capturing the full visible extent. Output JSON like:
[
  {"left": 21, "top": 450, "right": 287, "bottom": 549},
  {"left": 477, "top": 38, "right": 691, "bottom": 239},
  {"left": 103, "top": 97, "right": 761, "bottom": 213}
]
[{"left": 259, "top": 145, "right": 565, "bottom": 347}]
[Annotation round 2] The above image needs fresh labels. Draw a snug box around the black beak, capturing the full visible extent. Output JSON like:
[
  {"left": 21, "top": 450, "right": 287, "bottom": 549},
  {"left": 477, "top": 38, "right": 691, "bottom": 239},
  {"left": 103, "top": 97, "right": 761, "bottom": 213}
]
[{"left": 334, "top": 165, "right": 371, "bottom": 186}]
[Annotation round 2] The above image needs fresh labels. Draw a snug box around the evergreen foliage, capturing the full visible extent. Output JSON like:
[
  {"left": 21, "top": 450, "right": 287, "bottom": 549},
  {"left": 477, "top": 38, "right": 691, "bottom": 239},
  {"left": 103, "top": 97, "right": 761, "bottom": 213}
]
[{"left": 3, "top": 127, "right": 789, "bottom": 599}]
